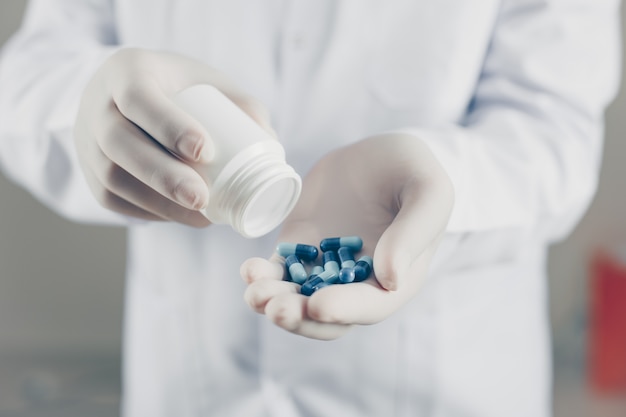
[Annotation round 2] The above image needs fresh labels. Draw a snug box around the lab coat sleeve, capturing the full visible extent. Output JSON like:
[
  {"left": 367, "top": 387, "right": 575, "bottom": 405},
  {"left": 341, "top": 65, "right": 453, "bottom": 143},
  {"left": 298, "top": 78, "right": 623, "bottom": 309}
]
[
  {"left": 398, "top": 0, "right": 621, "bottom": 243},
  {"left": 0, "top": 0, "right": 127, "bottom": 225}
]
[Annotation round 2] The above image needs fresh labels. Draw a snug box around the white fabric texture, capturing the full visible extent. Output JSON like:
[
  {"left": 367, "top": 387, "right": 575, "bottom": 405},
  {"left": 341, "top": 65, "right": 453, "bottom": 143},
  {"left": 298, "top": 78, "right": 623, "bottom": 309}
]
[{"left": 0, "top": 1, "right": 620, "bottom": 416}]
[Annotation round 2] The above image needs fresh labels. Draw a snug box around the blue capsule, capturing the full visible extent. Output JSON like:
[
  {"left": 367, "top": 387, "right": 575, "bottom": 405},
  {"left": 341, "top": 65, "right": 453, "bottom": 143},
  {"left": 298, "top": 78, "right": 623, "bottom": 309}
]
[
  {"left": 279, "top": 236, "right": 370, "bottom": 294},
  {"left": 308, "top": 265, "right": 324, "bottom": 280},
  {"left": 320, "top": 236, "right": 363, "bottom": 252},
  {"left": 301, "top": 274, "right": 336, "bottom": 296},
  {"left": 285, "top": 255, "right": 308, "bottom": 284},
  {"left": 276, "top": 242, "right": 318, "bottom": 261},
  {"left": 301, "top": 276, "right": 324, "bottom": 296},
  {"left": 353, "top": 256, "right": 373, "bottom": 282},
  {"left": 316, "top": 269, "right": 339, "bottom": 284},
  {"left": 312, "top": 281, "right": 331, "bottom": 292},
  {"left": 322, "top": 251, "right": 340, "bottom": 274},
  {"left": 339, "top": 267, "right": 356, "bottom": 283},
  {"left": 337, "top": 247, "right": 356, "bottom": 268}
]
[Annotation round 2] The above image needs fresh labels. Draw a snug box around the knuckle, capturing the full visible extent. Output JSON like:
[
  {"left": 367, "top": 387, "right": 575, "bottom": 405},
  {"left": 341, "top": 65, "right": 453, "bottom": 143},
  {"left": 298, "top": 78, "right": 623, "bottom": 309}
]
[
  {"left": 242, "top": 265, "right": 265, "bottom": 284},
  {"left": 168, "top": 176, "right": 205, "bottom": 207},
  {"left": 150, "top": 169, "right": 207, "bottom": 210},
  {"left": 147, "top": 168, "right": 169, "bottom": 193},
  {"left": 173, "top": 126, "right": 204, "bottom": 146},
  {"left": 307, "top": 300, "right": 339, "bottom": 323},
  {"left": 244, "top": 286, "right": 267, "bottom": 313},
  {"left": 168, "top": 176, "right": 189, "bottom": 201},
  {"left": 240, "top": 258, "right": 254, "bottom": 282},
  {"left": 115, "top": 84, "right": 147, "bottom": 114},
  {"left": 144, "top": 112, "right": 205, "bottom": 154},
  {"left": 306, "top": 302, "right": 327, "bottom": 322},
  {"left": 269, "top": 304, "right": 299, "bottom": 331}
]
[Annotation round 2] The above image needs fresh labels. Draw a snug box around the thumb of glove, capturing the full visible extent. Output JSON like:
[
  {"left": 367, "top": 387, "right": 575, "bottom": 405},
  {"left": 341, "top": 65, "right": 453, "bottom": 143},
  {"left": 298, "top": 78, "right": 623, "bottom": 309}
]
[{"left": 373, "top": 178, "right": 453, "bottom": 291}]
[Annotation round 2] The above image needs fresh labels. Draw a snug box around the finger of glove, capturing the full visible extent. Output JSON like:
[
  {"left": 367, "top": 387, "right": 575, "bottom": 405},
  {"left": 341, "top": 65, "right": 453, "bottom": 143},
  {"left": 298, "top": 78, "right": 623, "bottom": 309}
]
[
  {"left": 112, "top": 80, "right": 214, "bottom": 162},
  {"left": 161, "top": 53, "right": 276, "bottom": 138},
  {"left": 81, "top": 167, "right": 166, "bottom": 222},
  {"left": 91, "top": 149, "right": 210, "bottom": 227},
  {"left": 240, "top": 257, "right": 286, "bottom": 284},
  {"left": 227, "top": 94, "right": 277, "bottom": 138},
  {"left": 241, "top": 221, "right": 321, "bottom": 285},
  {"left": 306, "top": 249, "right": 434, "bottom": 325},
  {"left": 264, "top": 293, "right": 352, "bottom": 340},
  {"left": 244, "top": 279, "right": 300, "bottom": 314},
  {"left": 373, "top": 178, "right": 451, "bottom": 291},
  {"left": 96, "top": 110, "right": 209, "bottom": 210}
]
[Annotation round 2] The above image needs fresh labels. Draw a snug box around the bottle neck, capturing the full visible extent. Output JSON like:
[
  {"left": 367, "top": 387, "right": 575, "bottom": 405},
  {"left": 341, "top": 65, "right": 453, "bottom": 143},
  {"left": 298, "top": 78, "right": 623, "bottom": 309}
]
[{"left": 215, "top": 146, "right": 301, "bottom": 238}]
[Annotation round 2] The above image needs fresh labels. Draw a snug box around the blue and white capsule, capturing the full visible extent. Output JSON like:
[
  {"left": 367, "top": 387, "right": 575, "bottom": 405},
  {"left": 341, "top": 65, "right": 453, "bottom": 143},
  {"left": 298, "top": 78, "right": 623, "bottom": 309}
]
[
  {"left": 338, "top": 247, "right": 357, "bottom": 283},
  {"left": 353, "top": 256, "right": 373, "bottom": 282},
  {"left": 337, "top": 247, "right": 356, "bottom": 268},
  {"left": 301, "top": 275, "right": 324, "bottom": 296},
  {"left": 285, "top": 255, "right": 308, "bottom": 284},
  {"left": 339, "top": 266, "right": 356, "bottom": 283},
  {"left": 313, "top": 269, "right": 339, "bottom": 284},
  {"left": 308, "top": 265, "right": 324, "bottom": 280},
  {"left": 276, "top": 242, "right": 318, "bottom": 261},
  {"left": 320, "top": 236, "right": 363, "bottom": 252},
  {"left": 312, "top": 281, "right": 331, "bottom": 292},
  {"left": 323, "top": 251, "right": 340, "bottom": 274}
]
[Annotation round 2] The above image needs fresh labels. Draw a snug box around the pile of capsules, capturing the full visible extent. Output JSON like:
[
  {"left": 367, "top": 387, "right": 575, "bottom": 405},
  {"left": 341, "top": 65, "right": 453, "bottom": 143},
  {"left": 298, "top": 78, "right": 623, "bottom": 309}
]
[{"left": 276, "top": 236, "right": 374, "bottom": 296}]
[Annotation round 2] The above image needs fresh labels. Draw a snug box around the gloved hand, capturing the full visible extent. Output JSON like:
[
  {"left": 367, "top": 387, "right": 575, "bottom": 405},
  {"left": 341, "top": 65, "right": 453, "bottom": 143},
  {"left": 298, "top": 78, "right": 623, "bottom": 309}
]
[
  {"left": 74, "top": 48, "right": 274, "bottom": 226},
  {"left": 240, "top": 133, "right": 454, "bottom": 340}
]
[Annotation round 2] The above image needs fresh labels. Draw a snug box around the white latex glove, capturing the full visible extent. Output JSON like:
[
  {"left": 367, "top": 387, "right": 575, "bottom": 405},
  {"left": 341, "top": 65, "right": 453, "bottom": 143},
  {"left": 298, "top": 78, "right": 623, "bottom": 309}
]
[
  {"left": 241, "top": 134, "right": 454, "bottom": 340},
  {"left": 74, "top": 48, "right": 274, "bottom": 226}
]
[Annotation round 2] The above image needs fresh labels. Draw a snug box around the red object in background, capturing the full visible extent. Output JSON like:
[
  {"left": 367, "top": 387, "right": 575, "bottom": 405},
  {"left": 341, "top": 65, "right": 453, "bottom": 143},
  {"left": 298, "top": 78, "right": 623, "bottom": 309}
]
[{"left": 589, "top": 249, "right": 626, "bottom": 393}]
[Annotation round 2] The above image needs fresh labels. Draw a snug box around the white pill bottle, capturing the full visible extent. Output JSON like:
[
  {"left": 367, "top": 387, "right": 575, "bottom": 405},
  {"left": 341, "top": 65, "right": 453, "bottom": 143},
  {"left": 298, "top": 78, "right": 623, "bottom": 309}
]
[{"left": 172, "top": 84, "right": 301, "bottom": 238}]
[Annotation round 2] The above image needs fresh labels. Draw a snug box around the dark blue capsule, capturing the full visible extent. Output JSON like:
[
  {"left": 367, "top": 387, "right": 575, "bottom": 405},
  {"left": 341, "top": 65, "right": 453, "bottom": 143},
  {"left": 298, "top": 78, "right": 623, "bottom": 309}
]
[
  {"left": 322, "top": 251, "right": 340, "bottom": 274},
  {"left": 353, "top": 256, "right": 373, "bottom": 282},
  {"left": 301, "top": 276, "right": 324, "bottom": 296},
  {"left": 312, "top": 281, "right": 331, "bottom": 293},
  {"left": 276, "top": 242, "right": 318, "bottom": 261},
  {"left": 337, "top": 247, "right": 356, "bottom": 268},
  {"left": 320, "top": 236, "right": 363, "bottom": 252}
]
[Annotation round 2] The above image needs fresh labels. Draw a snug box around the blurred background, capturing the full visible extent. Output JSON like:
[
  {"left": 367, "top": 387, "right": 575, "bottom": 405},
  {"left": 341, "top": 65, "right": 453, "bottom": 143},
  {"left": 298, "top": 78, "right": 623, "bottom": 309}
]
[{"left": 1, "top": 1, "right": 626, "bottom": 416}]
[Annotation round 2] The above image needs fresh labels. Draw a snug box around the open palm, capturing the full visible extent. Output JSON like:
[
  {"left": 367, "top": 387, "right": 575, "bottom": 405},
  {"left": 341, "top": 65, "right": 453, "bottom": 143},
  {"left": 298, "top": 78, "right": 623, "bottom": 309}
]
[{"left": 241, "top": 133, "right": 454, "bottom": 340}]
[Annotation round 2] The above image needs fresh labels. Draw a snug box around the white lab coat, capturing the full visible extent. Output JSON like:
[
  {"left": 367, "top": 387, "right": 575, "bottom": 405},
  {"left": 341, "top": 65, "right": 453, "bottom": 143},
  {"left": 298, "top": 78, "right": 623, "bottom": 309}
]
[{"left": 0, "top": 1, "right": 620, "bottom": 416}]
